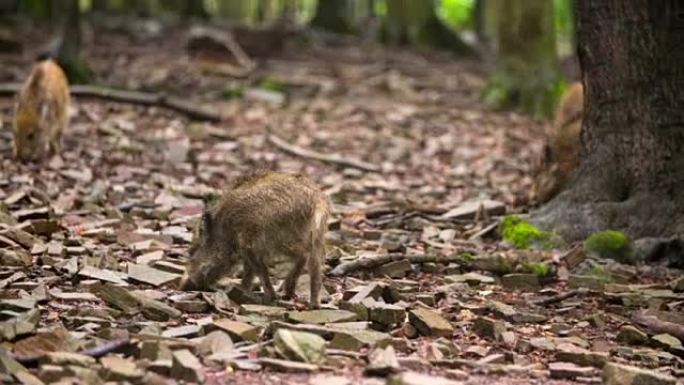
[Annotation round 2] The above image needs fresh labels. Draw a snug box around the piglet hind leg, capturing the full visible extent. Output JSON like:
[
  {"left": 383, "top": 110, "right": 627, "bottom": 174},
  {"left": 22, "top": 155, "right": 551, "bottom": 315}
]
[{"left": 243, "top": 250, "right": 277, "bottom": 304}]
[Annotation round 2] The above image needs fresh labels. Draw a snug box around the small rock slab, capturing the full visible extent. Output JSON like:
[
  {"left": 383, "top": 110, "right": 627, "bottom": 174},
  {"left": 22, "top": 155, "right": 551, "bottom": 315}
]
[
  {"left": 369, "top": 302, "right": 406, "bottom": 326},
  {"left": 214, "top": 319, "right": 259, "bottom": 342},
  {"left": 171, "top": 350, "right": 204, "bottom": 383},
  {"left": 287, "top": 310, "right": 358, "bottom": 325},
  {"left": 555, "top": 343, "right": 608, "bottom": 368},
  {"left": 603, "top": 362, "right": 675, "bottom": 385},
  {"left": 501, "top": 274, "right": 541, "bottom": 291},
  {"left": 389, "top": 371, "right": 464, "bottom": 385},
  {"left": 239, "top": 304, "right": 288, "bottom": 319},
  {"left": 408, "top": 308, "right": 453, "bottom": 337},
  {"left": 258, "top": 357, "right": 318, "bottom": 373},
  {"left": 48, "top": 291, "right": 98, "bottom": 302},
  {"left": 100, "top": 356, "right": 144, "bottom": 382},
  {"left": 472, "top": 317, "right": 506, "bottom": 341},
  {"left": 328, "top": 329, "right": 392, "bottom": 351},
  {"left": 445, "top": 273, "right": 495, "bottom": 285},
  {"left": 274, "top": 329, "right": 326, "bottom": 364},
  {"left": 616, "top": 325, "right": 648, "bottom": 346},
  {"left": 365, "top": 345, "right": 399, "bottom": 377},
  {"left": 78, "top": 266, "right": 127, "bottom": 285},
  {"left": 127, "top": 263, "right": 181, "bottom": 287},
  {"left": 41, "top": 352, "right": 96, "bottom": 367},
  {"left": 162, "top": 324, "right": 201, "bottom": 339},
  {"left": 549, "top": 362, "right": 596, "bottom": 379}
]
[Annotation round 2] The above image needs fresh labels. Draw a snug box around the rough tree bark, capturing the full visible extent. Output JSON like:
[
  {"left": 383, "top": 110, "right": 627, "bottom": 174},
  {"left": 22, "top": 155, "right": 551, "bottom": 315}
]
[
  {"left": 533, "top": 0, "right": 684, "bottom": 244},
  {"left": 311, "top": 0, "right": 353, "bottom": 34}
]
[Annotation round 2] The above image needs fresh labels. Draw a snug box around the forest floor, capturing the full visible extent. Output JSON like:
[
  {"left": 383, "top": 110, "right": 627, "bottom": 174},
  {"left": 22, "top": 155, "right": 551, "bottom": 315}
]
[{"left": 0, "top": 20, "right": 682, "bottom": 385}]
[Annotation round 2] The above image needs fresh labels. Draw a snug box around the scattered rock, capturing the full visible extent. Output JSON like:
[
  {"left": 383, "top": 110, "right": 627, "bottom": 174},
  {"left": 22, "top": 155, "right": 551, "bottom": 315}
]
[
  {"left": 41, "top": 352, "right": 96, "bottom": 367},
  {"left": 78, "top": 266, "right": 128, "bottom": 285},
  {"left": 328, "top": 329, "right": 392, "bottom": 351},
  {"left": 100, "top": 356, "right": 144, "bottom": 382},
  {"left": 127, "top": 263, "right": 181, "bottom": 287},
  {"left": 549, "top": 362, "right": 596, "bottom": 379},
  {"left": 501, "top": 273, "right": 541, "bottom": 291},
  {"left": 214, "top": 319, "right": 260, "bottom": 342},
  {"left": 274, "top": 329, "right": 326, "bottom": 364},
  {"left": 568, "top": 275, "right": 606, "bottom": 291},
  {"left": 198, "top": 330, "right": 234, "bottom": 356},
  {"left": 171, "top": 349, "right": 204, "bottom": 383},
  {"left": 368, "top": 302, "right": 406, "bottom": 327},
  {"left": 365, "top": 345, "right": 399, "bottom": 377},
  {"left": 309, "top": 375, "right": 351, "bottom": 385},
  {"left": 445, "top": 273, "right": 495, "bottom": 285},
  {"left": 472, "top": 317, "right": 506, "bottom": 341},
  {"left": 603, "top": 362, "right": 675, "bottom": 385},
  {"left": 555, "top": 343, "right": 608, "bottom": 368},
  {"left": 650, "top": 334, "right": 684, "bottom": 355},
  {"left": 616, "top": 325, "right": 649, "bottom": 346},
  {"left": 375, "top": 259, "right": 412, "bottom": 278},
  {"left": 408, "top": 308, "right": 453, "bottom": 337},
  {"left": 239, "top": 304, "right": 288, "bottom": 319},
  {"left": 258, "top": 357, "right": 318, "bottom": 373},
  {"left": 162, "top": 324, "right": 201, "bottom": 339},
  {"left": 287, "top": 309, "right": 358, "bottom": 325},
  {"left": 388, "top": 371, "right": 464, "bottom": 385}
]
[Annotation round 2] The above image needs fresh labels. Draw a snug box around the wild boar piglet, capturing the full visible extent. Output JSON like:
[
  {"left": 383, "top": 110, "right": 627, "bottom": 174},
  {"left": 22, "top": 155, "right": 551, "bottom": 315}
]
[{"left": 179, "top": 170, "right": 330, "bottom": 309}]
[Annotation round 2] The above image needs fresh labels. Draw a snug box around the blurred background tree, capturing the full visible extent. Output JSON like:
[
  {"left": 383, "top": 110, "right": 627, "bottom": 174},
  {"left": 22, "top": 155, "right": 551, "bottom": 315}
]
[{"left": 5, "top": 0, "right": 577, "bottom": 117}]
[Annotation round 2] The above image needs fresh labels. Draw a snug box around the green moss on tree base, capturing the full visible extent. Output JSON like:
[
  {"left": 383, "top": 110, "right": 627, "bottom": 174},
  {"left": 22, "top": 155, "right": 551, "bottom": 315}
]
[
  {"left": 500, "top": 215, "right": 563, "bottom": 250},
  {"left": 584, "top": 230, "right": 634, "bottom": 264}
]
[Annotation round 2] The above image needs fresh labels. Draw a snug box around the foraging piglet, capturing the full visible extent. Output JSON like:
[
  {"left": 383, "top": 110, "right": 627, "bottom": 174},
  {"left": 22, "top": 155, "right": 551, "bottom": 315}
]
[
  {"left": 179, "top": 170, "right": 329, "bottom": 308},
  {"left": 532, "top": 81, "right": 583, "bottom": 203},
  {"left": 13, "top": 59, "right": 70, "bottom": 161}
]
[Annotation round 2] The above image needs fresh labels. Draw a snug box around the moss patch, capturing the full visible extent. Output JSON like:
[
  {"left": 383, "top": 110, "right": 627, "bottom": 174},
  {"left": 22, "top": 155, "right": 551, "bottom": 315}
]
[
  {"left": 584, "top": 230, "right": 634, "bottom": 264},
  {"left": 500, "top": 215, "right": 561, "bottom": 250},
  {"left": 524, "top": 262, "right": 552, "bottom": 278}
]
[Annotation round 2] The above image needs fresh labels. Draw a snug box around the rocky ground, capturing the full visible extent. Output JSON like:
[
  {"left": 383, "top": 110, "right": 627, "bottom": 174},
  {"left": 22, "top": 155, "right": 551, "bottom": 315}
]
[{"left": 0, "top": 20, "right": 681, "bottom": 385}]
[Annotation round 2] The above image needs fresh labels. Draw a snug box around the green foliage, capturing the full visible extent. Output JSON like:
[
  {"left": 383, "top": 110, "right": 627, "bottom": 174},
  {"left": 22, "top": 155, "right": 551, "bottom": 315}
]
[
  {"left": 258, "top": 78, "right": 286, "bottom": 93},
  {"left": 584, "top": 230, "right": 634, "bottom": 263},
  {"left": 437, "top": 0, "right": 474, "bottom": 30},
  {"left": 588, "top": 264, "right": 612, "bottom": 281},
  {"left": 221, "top": 86, "right": 244, "bottom": 99},
  {"left": 500, "top": 215, "right": 564, "bottom": 250},
  {"left": 524, "top": 262, "right": 552, "bottom": 278}
]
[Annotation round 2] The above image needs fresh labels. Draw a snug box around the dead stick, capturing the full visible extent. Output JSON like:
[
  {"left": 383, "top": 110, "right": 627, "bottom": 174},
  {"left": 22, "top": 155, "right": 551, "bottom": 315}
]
[
  {"left": 328, "top": 253, "right": 468, "bottom": 276},
  {"left": 267, "top": 133, "right": 380, "bottom": 173},
  {"left": 632, "top": 310, "right": 684, "bottom": 341},
  {"left": 0, "top": 83, "right": 222, "bottom": 122},
  {"left": 531, "top": 290, "right": 579, "bottom": 306},
  {"left": 10, "top": 338, "right": 132, "bottom": 367}
]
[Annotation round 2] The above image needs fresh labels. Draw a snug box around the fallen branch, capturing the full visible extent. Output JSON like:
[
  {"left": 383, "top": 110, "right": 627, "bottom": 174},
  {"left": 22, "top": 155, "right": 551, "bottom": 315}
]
[
  {"left": 632, "top": 310, "right": 684, "bottom": 341},
  {"left": 531, "top": 290, "right": 579, "bottom": 307},
  {"left": 0, "top": 83, "right": 222, "bottom": 122},
  {"left": 267, "top": 133, "right": 380, "bottom": 173},
  {"left": 328, "top": 253, "right": 468, "bottom": 276}
]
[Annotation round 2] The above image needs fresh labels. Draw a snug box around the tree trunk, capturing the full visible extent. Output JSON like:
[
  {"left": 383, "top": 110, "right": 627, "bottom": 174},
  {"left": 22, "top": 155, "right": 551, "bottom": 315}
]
[
  {"left": 55, "top": 0, "right": 93, "bottom": 83},
  {"left": 311, "top": 0, "right": 352, "bottom": 34},
  {"left": 382, "top": 0, "right": 473, "bottom": 54},
  {"left": 483, "top": 0, "right": 562, "bottom": 117},
  {"left": 532, "top": 0, "right": 684, "bottom": 244}
]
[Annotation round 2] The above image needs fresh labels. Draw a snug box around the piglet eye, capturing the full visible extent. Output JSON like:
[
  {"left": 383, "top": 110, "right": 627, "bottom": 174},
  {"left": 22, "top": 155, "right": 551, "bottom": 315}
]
[{"left": 26, "top": 133, "right": 34, "bottom": 141}]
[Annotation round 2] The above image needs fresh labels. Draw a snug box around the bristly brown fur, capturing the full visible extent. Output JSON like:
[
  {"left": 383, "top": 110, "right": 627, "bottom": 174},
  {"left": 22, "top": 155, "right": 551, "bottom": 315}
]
[
  {"left": 179, "top": 171, "right": 330, "bottom": 309},
  {"left": 531, "top": 82, "right": 583, "bottom": 203},
  {"left": 13, "top": 59, "right": 70, "bottom": 162}
]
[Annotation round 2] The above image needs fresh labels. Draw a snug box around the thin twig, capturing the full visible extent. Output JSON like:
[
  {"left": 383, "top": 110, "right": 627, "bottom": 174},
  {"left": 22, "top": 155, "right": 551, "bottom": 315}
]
[{"left": 267, "top": 133, "right": 380, "bottom": 173}]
